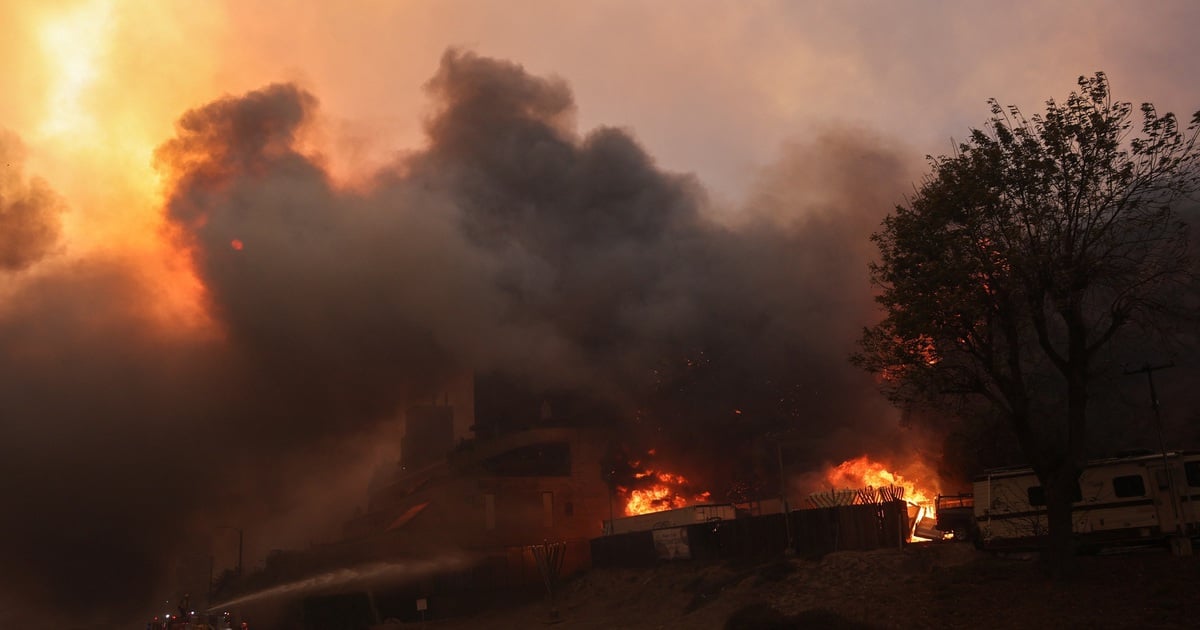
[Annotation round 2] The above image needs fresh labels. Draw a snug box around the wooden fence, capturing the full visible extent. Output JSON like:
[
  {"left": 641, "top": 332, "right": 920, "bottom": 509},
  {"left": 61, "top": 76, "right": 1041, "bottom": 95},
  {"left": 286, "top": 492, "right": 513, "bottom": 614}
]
[{"left": 591, "top": 500, "right": 909, "bottom": 567}]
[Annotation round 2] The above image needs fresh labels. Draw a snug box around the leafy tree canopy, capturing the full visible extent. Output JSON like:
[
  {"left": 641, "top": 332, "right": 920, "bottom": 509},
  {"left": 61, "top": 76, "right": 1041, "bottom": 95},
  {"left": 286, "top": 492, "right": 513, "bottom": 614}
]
[{"left": 854, "top": 72, "right": 1200, "bottom": 564}]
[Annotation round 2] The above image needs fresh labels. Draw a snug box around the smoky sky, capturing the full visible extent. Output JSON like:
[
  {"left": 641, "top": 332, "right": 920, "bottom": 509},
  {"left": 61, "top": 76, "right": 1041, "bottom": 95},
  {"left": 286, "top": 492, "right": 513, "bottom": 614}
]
[
  {"left": 1, "top": 49, "right": 918, "bottom": 626},
  {"left": 0, "top": 130, "right": 62, "bottom": 271}
]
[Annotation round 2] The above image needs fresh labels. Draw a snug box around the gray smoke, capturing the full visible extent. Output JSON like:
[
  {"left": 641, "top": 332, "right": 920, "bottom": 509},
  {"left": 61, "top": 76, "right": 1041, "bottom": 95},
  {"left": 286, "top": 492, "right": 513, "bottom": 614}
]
[{"left": 0, "top": 50, "right": 922, "bottom": 627}]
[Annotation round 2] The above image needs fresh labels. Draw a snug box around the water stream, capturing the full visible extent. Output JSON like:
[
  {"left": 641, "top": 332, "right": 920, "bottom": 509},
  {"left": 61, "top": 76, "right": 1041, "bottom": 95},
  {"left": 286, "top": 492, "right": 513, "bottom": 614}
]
[{"left": 208, "top": 552, "right": 475, "bottom": 610}]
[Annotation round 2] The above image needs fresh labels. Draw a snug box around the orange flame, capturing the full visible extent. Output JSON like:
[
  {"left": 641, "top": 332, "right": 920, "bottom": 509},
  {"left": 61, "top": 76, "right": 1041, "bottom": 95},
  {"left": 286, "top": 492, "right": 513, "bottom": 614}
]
[
  {"left": 824, "top": 455, "right": 938, "bottom": 510},
  {"left": 622, "top": 470, "right": 711, "bottom": 516}
]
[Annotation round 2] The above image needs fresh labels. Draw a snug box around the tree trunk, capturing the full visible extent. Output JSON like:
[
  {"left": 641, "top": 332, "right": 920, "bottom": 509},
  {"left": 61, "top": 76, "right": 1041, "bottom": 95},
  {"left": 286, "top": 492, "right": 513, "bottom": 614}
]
[
  {"left": 1042, "top": 463, "right": 1080, "bottom": 577},
  {"left": 1043, "top": 303, "right": 1090, "bottom": 575}
]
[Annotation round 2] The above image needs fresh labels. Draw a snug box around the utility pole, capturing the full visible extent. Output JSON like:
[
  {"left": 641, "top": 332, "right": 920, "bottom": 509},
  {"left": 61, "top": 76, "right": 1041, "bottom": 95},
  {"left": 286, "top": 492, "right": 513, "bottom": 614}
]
[{"left": 1124, "top": 362, "right": 1189, "bottom": 554}]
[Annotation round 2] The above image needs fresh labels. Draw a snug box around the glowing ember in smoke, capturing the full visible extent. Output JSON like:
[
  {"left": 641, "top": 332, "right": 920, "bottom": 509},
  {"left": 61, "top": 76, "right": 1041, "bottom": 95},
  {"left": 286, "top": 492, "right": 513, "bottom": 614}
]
[
  {"left": 230, "top": 238, "right": 244, "bottom": 251},
  {"left": 825, "top": 455, "right": 938, "bottom": 511},
  {"left": 622, "top": 470, "right": 711, "bottom": 516}
]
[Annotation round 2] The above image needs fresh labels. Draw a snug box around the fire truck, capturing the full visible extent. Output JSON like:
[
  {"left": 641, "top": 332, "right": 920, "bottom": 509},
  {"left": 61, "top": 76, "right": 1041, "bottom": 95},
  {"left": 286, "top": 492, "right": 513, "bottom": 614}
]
[{"left": 146, "top": 596, "right": 234, "bottom": 630}]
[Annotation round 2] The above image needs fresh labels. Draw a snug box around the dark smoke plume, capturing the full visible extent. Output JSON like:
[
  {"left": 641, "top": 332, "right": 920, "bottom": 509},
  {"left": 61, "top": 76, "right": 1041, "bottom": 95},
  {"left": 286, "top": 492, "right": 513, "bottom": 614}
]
[{"left": 0, "top": 50, "right": 923, "bottom": 627}]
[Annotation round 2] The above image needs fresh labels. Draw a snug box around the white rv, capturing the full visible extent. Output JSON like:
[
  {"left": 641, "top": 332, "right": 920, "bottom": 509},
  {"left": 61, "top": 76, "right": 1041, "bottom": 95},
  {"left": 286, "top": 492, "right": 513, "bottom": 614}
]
[
  {"left": 602, "top": 503, "right": 737, "bottom": 536},
  {"left": 973, "top": 451, "right": 1200, "bottom": 550}
]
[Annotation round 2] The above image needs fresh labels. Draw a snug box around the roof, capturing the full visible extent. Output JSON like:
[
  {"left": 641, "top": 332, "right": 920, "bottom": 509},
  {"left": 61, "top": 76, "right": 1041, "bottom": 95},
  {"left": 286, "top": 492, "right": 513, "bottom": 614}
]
[
  {"left": 385, "top": 501, "right": 430, "bottom": 531},
  {"left": 973, "top": 450, "right": 1200, "bottom": 482}
]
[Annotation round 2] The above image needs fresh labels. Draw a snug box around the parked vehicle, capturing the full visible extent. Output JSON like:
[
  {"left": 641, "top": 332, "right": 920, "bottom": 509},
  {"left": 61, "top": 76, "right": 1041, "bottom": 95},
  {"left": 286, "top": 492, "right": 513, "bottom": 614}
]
[
  {"left": 934, "top": 493, "right": 976, "bottom": 540},
  {"left": 973, "top": 451, "right": 1200, "bottom": 550}
]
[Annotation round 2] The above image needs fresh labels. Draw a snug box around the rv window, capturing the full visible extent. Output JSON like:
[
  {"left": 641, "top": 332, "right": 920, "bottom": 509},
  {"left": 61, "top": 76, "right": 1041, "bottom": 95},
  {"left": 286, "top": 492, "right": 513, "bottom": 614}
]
[
  {"left": 1186, "top": 461, "right": 1200, "bottom": 487},
  {"left": 1112, "top": 475, "right": 1146, "bottom": 498},
  {"left": 1027, "top": 482, "right": 1082, "bottom": 506}
]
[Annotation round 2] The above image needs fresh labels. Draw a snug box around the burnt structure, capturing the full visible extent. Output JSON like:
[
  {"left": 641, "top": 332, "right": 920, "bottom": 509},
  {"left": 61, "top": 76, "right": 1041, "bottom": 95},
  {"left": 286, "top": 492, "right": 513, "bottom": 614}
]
[
  {"left": 344, "top": 373, "right": 613, "bottom": 547},
  {"left": 343, "top": 425, "right": 610, "bottom": 548},
  {"left": 220, "top": 374, "right": 615, "bottom": 627},
  {"left": 399, "top": 402, "right": 454, "bottom": 471}
]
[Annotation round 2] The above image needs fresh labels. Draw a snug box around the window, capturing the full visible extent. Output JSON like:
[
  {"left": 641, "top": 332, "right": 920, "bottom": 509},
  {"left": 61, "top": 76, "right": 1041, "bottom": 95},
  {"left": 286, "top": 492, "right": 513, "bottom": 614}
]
[
  {"left": 1185, "top": 461, "right": 1200, "bottom": 487},
  {"left": 1112, "top": 475, "right": 1146, "bottom": 498},
  {"left": 481, "top": 442, "right": 572, "bottom": 477}
]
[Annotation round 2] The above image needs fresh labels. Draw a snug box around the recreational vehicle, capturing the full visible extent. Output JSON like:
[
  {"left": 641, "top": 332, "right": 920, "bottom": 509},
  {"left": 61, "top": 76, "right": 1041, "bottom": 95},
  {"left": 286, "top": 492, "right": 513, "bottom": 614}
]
[
  {"left": 973, "top": 451, "right": 1200, "bottom": 550},
  {"left": 602, "top": 503, "right": 737, "bottom": 536}
]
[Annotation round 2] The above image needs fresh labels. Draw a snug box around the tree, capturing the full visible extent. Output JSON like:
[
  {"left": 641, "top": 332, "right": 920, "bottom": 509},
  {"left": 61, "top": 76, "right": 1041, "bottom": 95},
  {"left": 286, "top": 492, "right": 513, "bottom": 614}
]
[{"left": 854, "top": 73, "right": 1200, "bottom": 570}]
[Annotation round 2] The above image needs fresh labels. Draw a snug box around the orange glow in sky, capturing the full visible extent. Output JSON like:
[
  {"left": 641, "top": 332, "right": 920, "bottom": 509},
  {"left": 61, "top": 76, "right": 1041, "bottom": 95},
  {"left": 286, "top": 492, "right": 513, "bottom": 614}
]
[
  {"left": 5, "top": 0, "right": 1200, "bottom": 338},
  {"left": 4, "top": 0, "right": 231, "bottom": 335}
]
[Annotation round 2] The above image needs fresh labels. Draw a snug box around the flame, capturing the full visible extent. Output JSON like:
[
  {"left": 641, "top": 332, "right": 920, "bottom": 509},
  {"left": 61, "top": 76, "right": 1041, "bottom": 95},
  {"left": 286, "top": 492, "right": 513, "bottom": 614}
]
[
  {"left": 622, "top": 470, "right": 711, "bottom": 516},
  {"left": 824, "top": 455, "right": 938, "bottom": 511}
]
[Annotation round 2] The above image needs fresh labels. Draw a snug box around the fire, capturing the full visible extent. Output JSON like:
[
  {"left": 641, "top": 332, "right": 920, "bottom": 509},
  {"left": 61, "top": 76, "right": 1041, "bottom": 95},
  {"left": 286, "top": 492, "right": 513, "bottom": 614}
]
[
  {"left": 824, "top": 455, "right": 938, "bottom": 511},
  {"left": 622, "top": 470, "right": 711, "bottom": 516}
]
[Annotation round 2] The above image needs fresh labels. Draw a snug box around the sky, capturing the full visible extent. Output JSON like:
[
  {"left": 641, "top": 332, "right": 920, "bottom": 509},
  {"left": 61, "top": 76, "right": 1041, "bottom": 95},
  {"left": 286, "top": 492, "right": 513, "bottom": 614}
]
[{"left": 2, "top": 1, "right": 1200, "bottom": 626}]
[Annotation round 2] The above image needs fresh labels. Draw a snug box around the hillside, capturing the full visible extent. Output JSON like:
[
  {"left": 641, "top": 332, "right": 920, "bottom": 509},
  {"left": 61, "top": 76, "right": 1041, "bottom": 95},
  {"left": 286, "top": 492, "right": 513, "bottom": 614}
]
[{"left": 429, "top": 542, "right": 1200, "bottom": 629}]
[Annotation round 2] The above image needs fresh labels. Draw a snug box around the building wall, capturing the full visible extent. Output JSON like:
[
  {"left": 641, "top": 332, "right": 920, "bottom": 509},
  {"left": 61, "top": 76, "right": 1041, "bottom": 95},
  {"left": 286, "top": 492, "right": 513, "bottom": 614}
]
[
  {"left": 345, "top": 427, "right": 612, "bottom": 550},
  {"left": 401, "top": 403, "right": 455, "bottom": 470}
]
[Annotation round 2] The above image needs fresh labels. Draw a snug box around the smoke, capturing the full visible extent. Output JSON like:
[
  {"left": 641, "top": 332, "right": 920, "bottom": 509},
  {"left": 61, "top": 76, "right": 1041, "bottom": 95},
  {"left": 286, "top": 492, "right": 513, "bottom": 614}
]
[
  {"left": 0, "top": 49, "right": 923, "bottom": 627},
  {"left": 0, "top": 130, "right": 63, "bottom": 271}
]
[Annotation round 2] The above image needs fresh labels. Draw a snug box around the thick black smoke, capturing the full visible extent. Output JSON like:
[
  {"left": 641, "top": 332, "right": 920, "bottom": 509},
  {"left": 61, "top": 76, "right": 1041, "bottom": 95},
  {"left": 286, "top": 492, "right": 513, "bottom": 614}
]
[{"left": 0, "top": 50, "right": 923, "bottom": 627}]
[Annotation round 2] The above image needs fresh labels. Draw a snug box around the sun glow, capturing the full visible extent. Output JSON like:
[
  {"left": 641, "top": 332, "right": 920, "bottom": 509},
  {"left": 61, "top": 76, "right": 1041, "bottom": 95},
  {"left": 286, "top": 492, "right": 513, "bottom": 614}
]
[
  {"left": 12, "top": 0, "right": 232, "bottom": 335},
  {"left": 37, "top": 0, "right": 113, "bottom": 140}
]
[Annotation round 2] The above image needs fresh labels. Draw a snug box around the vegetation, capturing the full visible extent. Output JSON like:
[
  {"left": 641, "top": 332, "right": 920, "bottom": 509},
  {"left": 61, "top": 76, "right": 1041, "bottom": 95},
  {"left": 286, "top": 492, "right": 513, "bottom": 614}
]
[{"left": 854, "top": 73, "right": 1200, "bottom": 570}]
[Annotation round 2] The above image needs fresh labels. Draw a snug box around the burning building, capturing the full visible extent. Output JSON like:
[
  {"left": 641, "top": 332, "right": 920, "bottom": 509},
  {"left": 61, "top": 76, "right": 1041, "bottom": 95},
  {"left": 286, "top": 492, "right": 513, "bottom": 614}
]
[
  {"left": 344, "top": 373, "right": 616, "bottom": 546},
  {"left": 214, "top": 374, "right": 617, "bottom": 625}
]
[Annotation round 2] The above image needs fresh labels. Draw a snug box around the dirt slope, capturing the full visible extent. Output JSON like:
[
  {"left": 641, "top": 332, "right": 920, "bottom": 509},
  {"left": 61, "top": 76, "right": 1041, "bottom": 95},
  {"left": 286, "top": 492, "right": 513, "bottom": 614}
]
[{"left": 429, "top": 543, "right": 1200, "bottom": 629}]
